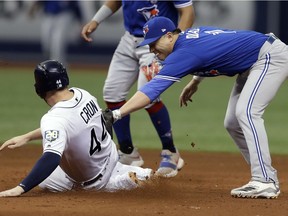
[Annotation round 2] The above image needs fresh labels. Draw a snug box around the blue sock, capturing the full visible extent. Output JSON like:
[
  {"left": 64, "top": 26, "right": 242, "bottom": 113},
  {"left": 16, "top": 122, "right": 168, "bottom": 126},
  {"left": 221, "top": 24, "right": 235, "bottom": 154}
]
[
  {"left": 106, "top": 101, "right": 133, "bottom": 154},
  {"left": 146, "top": 102, "right": 176, "bottom": 153}
]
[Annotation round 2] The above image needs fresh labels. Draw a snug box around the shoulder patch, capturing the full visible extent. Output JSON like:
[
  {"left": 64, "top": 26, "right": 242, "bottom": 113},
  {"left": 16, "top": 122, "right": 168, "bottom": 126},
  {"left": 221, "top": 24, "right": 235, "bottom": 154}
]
[{"left": 44, "top": 130, "right": 59, "bottom": 142}]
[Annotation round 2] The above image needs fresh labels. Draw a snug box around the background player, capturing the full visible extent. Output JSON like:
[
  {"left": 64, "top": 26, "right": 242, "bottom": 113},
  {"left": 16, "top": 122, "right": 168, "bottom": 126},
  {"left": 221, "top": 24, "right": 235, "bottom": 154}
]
[
  {"left": 28, "top": 1, "right": 84, "bottom": 66},
  {"left": 0, "top": 60, "right": 153, "bottom": 197},
  {"left": 81, "top": 0, "right": 195, "bottom": 178},
  {"left": 106, "top": 17, "right": 288, "bottom": 199}
]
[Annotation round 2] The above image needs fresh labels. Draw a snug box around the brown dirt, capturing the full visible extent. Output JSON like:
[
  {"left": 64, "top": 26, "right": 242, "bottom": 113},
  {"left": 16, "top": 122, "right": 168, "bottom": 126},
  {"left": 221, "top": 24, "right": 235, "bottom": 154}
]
[{"left": 0, "top": 145, "right": 287, "bottom": 216}]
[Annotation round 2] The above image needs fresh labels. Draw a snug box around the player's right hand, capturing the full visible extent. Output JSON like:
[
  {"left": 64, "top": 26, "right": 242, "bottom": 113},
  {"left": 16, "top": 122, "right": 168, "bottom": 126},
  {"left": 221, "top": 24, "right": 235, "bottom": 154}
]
[
  {"left": 81, "top": 21, "right": 98, "bottom": 42},
  {"left": 0, "top": 135, "right": 30, "bottom": 151}
]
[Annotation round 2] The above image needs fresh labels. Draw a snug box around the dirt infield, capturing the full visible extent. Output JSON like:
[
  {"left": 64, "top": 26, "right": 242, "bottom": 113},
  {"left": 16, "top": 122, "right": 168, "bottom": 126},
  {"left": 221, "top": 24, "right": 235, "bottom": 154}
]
[{"left": 0, "top": 145, "right": 287, "bottom": 216}]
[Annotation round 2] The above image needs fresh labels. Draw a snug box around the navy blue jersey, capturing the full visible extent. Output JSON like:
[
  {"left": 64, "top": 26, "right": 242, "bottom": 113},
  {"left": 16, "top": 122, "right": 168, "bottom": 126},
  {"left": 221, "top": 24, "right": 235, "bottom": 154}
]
[
  {"left": 42, "top": 1, "right": 82, "bottom": 20},
  {"left": 122, "top": 0, "right": 192, "bottom": 36},
  {"left": 140, "top": 26, "right": 269, "bottom": 101}
]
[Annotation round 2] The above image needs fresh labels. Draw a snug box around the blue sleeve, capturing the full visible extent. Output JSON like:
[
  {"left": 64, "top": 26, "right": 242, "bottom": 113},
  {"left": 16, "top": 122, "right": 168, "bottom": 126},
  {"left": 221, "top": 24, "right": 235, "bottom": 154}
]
[
  {"left": 70, "top": 1, "right": 82, "bottom": 21},
  {"left": 19, "top": 152, "right": 61, "bottom": 193},
  {"left": 140, "top": 76, "right": 176, "bottom": 102}
]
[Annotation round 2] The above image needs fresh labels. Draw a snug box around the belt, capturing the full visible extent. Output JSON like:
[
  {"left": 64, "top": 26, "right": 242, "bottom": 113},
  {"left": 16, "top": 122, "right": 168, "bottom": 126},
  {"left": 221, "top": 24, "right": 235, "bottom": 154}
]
[
  {"left": 131, "top": 32, "right": 144, "bottom": 37},
  {"left": 82, "top": 173, "right": 103, "bottom": 186},
  {"left": 266, "top": 34, "right": 277, "bottom": 44}
]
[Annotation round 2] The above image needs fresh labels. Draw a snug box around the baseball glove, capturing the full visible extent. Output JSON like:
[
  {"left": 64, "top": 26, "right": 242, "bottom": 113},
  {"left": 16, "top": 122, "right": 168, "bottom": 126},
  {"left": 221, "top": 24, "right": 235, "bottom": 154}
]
[
  {"left": 141, "top": 58, "right": 163, "bottom": 81},
  {"left": 102, "top": 108, "right": 114, "bottom": 139}
]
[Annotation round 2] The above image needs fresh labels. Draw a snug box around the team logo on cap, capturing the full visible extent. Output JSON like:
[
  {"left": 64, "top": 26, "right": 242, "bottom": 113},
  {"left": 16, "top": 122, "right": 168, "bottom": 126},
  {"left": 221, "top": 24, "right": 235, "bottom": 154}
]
[
  {"left": 143, "top": 25, "right": 149, "bottom": 37},
  {"left": 45, "top": 130, "right": 59, "bottom": 142}
]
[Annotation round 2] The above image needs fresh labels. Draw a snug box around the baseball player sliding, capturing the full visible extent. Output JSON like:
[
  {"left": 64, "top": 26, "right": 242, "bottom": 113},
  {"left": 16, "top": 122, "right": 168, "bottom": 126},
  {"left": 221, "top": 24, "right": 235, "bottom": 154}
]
[
  {"left": 105, "top": 17, "right": 288, "bottom": 199},
  {"left": 0, "top": 60, "right": 153, "bottom": 197}
]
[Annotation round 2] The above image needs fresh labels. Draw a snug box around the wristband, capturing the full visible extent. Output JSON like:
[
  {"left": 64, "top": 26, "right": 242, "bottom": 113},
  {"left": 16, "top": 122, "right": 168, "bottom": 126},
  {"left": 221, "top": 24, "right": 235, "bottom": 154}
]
[
  {"left": 193, "top": 75, "right": 204, "bottom": 82},
  {"left": 91, "top": 5, "right": 113, "bottom": 24},
  {"left": 112, "top": 109, "right": 122, "bottom": 122}
]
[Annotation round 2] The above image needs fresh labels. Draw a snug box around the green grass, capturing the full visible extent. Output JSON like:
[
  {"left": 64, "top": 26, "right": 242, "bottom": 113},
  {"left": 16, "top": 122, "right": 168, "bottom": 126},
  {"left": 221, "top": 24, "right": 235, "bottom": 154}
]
[{"left": 0, "top": 66, "right": 288, "bottom": 154}]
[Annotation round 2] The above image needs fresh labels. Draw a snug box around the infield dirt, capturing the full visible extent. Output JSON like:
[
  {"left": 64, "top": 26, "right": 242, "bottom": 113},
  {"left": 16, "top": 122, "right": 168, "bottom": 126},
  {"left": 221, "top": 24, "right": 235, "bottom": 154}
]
[{"left": 0, "top": 145, "right": 287, "bottom": 216}]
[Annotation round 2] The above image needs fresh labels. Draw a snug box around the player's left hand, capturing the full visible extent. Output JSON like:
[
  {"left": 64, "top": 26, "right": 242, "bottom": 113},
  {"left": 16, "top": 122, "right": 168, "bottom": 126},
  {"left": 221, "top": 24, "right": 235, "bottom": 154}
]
[
  {"left": 81, "top": 20, "right": 99, "bottom": 42},
  {"left": 0, "top": 186, "right": 24, "bottom": 197},
  {"left": 179, "top": 81, "right": 199, "bottom": 107},
  {"left": 102, "top": 109, "right": 114, "bottom": 139},
  {"left": 0, "top": 135, "right": 30, "bottom": 151}
]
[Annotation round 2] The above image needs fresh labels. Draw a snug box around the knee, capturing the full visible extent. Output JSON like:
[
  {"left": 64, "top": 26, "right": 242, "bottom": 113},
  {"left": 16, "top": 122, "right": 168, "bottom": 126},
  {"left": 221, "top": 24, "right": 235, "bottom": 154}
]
[
  {"left": 103, "top": 85, "right": 113, "bottom": 101},
  {"left": 224, "top": 114, "right": 238, "bottom": 132},
  {"left": 235, "top": 104, "right": 249, "bottom": 124}
]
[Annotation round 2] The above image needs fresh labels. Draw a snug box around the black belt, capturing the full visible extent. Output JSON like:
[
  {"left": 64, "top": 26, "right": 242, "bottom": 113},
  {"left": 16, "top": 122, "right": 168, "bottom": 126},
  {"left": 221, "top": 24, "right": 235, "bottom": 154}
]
[
  {"left": 83, "top": 173, "right": 103, "bottom": 186},
  {"left": 266, "top": 34, "right": 277, "bottom": 44},
  {"left": 133, "top": 34, "right": 143, "bottom": 38}
]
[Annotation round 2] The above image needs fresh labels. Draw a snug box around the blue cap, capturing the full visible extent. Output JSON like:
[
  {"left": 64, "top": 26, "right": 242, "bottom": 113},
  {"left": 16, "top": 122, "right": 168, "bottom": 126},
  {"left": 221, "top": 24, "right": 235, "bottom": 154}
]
[{"left": 137, "top": 16, "right": 176, "bottom": 47}]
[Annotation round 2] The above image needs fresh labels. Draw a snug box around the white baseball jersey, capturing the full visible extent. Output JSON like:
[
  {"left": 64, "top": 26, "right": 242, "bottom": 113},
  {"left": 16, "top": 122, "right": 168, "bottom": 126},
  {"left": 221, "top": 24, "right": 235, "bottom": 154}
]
[
  {"left": 39, "top": 87, "right": 152, "bottom": 191},
  {"left": 41, "top": 87, "right": 112, "bottom": 182}
]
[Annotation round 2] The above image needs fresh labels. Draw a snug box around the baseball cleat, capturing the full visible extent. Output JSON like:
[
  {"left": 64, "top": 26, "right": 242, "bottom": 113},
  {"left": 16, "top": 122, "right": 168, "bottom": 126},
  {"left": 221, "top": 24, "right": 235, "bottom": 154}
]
[
  {"left": 155, "top": 149, "right": 184, "bottom": 178},
  {"left": 118, "top": 148, "right": 144, "bottom": 167},
  {"left": 231, "top": 181, "right": 280, "bottom": 199}
]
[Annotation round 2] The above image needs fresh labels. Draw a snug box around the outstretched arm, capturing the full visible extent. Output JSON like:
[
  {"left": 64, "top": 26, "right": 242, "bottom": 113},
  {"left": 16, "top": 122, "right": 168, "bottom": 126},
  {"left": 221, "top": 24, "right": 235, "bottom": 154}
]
[
  {"left": 109, "top": 91, "right": 151, "bottom": 122},
  {"left": 0, "top": 152, "right": 61, "bottom": 197},
  {"left": 120, "top": 91, "right": 151, "bottom": 117},
  {"left": 0, "top": 128, "right": 42, "bottom": 151}
]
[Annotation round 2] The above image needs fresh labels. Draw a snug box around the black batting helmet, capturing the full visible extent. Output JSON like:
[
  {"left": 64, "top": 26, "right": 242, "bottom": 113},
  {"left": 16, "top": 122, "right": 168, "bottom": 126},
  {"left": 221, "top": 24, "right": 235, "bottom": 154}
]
[{"left": 34, "top": 60, "right": 69, "bottom": 98}]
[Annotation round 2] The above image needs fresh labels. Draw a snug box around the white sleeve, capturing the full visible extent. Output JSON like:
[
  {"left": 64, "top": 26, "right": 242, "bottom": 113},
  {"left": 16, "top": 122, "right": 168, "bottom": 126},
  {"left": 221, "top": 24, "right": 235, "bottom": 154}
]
[
  {"left": 41, "top": 116, "right": 67, "bottom": 156},
  {"left": 173, "top": 0, "right": 193, "bottom": 9}
]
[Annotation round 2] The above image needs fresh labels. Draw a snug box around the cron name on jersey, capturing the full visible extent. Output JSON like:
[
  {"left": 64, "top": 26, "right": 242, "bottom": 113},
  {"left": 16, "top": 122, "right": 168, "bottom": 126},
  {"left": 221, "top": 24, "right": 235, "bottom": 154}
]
[
  {"left": 80, "top": 100, "right": 99, "bottom": 124},
  {"left": 45, "top": 130, "right": 59, "bottom": 142}
]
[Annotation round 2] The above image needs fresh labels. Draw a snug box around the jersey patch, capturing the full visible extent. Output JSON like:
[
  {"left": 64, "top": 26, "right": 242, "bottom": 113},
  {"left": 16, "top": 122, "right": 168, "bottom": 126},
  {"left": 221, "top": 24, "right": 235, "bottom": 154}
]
[
  {"left": 44, "top": 130, "right": 60, "bottom": 142},
  {"left": 137, "top": 5, "right": 159, "bottom": 20}
]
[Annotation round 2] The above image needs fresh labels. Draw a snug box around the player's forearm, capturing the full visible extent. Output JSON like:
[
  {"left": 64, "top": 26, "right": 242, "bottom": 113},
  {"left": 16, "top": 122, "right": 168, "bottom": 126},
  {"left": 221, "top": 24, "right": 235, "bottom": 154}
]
[
  {"left": 186, "top": 76, "right": 203, "bottom": 90},
  {"left": 91, "top": 1, "right": 121, "bottom": 24},
  {"left": 20, "top": 152, "right": 61, "bottom": 193},
  {"left": 121, "top": 91, "right": 150, "bottom": 116},
  {"left": 24, "top": 128, "right": 42, "bottom": 141},
  {"left": 177, "top": 5, "right": 195, "bottom": 30},
  {"left": 104, "top": 0, "right": 122, "bottom": 13},
  {"left": 113, "top": 91, "right": 151, "bottom": 121}
]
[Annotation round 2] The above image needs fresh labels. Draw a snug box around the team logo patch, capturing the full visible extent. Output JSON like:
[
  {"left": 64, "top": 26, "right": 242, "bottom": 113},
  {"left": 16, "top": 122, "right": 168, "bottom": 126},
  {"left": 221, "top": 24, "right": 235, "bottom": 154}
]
[
  {"left": 44, "top": 130, "right": 59, "bottom": 142},
  {"left": 137, "top": 5, "right": 159, "bottom": 21}
]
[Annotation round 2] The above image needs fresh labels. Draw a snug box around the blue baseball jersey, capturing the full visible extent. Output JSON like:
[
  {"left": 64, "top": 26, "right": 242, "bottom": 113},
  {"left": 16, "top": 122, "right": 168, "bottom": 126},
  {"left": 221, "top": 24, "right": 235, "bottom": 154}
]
[
  {"left": 122, "top": 0, "right": 192, "bottom": 36},
  {"left": 140, "top": 26, "right": 270, "bottom": 101},
  {"left": 42, "top": 1, "right": 82, "bottom": 20}
]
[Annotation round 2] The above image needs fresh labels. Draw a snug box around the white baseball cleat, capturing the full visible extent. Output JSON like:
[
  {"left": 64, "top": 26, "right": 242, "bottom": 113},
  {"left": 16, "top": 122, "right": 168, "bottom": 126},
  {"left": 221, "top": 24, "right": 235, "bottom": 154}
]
[
  {"left": 118, "top": 148, "right": 144, "bottom": 167},
  {"left": 231, "top": 180, "right": 280, "bottom": 199},
  {"left": 155, "top": 149, "right": 184, "bottom": 178}
]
